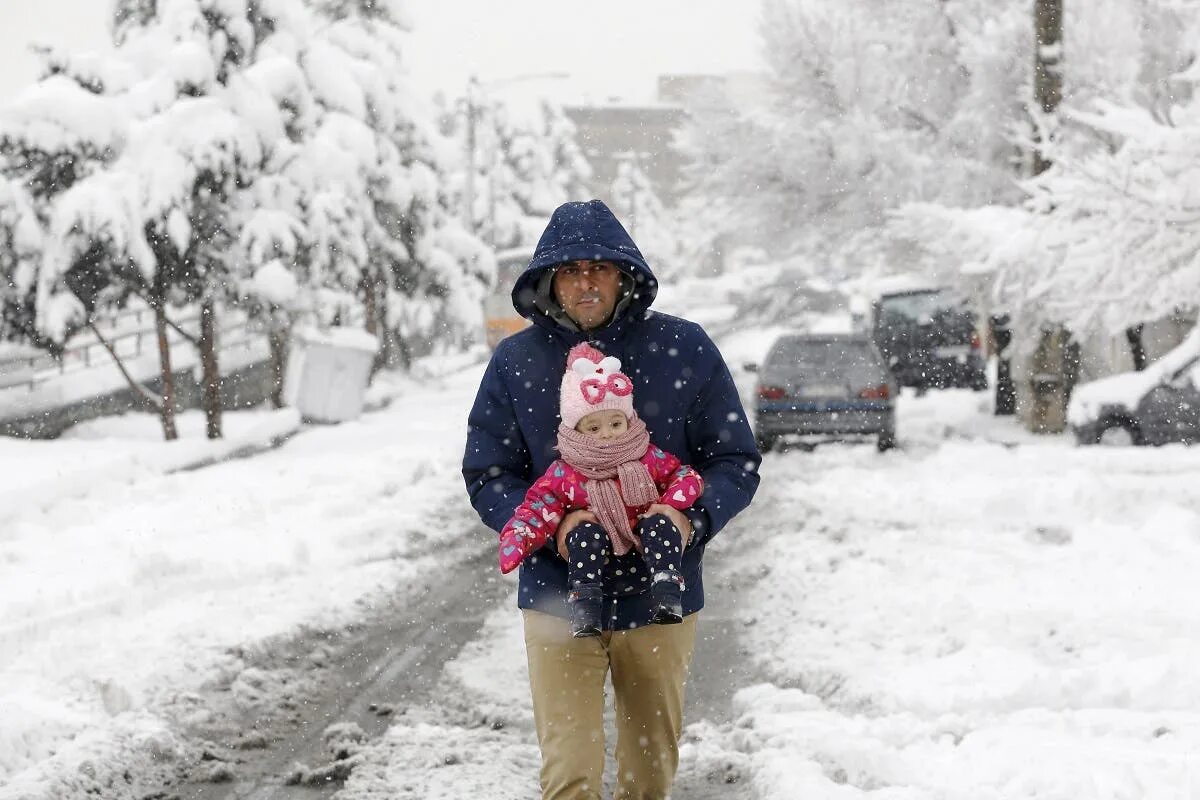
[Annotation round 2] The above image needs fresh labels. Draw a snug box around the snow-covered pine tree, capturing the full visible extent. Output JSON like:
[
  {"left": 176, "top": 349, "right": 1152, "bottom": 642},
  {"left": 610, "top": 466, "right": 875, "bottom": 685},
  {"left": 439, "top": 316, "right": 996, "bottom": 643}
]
[
  {"left": 0, "top": 180, "right": 43, "bottom": 347},
  {"left": 305, "top": 0, "right": 492, "bottom": 362},
  {"left": 238, "top": 164, "right": 310, "bottom": 408},
  {"left": 18, "top": 0, "right": 301, "bottom": 439},
  {"left": 495, "top": 104, "right": 559, "bottom": 247},
  {"left": 100, "top": 0, "right": 295, "bottom": 438},
  {"left": 0, "top": 63, "right": 129, "bottom": 347},
  {"left": 0, "top": 42, "right": 184, "bottom": 429},
  {"left": 541, "top": 101, "right": 592, "bottom": 203},
  {"left": 231, "top": 19, "right": 317, "bottom": 406},
  {"left": 609, "top": 155, "right": 682, "bottom": 279}
]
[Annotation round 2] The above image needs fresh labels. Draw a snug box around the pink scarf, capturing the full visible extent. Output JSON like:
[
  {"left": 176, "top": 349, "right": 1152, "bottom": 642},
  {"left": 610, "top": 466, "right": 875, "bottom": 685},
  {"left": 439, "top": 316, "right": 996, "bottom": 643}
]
[{"left": 556, "top": 414, "right": 658, "bottom": 556}]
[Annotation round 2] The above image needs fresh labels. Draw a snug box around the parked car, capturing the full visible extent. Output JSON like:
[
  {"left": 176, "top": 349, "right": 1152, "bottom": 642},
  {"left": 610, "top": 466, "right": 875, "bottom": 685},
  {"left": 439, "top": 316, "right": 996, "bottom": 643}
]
[
  {"left": 1069, "top": 329, "right": 1200, "bottom": 446},
  {"left": 747, "top": 333, "right": 897, "bottom": 452},
  {"left": 871, "top": 288, "right": 987, "bottom": 392}
]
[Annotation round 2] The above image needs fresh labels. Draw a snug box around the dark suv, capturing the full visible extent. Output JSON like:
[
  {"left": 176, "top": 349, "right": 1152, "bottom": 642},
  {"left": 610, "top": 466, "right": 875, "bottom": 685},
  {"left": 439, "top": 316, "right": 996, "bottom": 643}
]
[{"left": 871, "top": 288, "right": 987, "bottom": 391}]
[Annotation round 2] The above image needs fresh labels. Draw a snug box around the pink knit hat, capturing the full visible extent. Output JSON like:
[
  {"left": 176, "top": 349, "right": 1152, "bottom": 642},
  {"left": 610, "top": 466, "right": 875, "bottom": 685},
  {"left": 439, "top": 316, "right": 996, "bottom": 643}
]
[{"left": 560, "top": 343, "right": 635, "bottom": 429}]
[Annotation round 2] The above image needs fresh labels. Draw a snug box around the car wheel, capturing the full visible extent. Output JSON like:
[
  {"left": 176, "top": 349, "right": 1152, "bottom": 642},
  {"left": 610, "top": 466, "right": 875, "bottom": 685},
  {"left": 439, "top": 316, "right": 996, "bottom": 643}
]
[
  {"left": 1096, "top": 416, "right": 1143, "bottom": 447},
  {"left": 876, "top": 432, "right": 896, "bottom": 452}
]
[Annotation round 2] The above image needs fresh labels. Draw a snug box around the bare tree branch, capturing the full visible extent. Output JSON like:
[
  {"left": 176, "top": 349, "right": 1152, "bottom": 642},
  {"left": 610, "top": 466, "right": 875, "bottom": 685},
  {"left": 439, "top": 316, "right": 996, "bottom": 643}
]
[
  {"left": 162, "top": 314, "right": 200, "bottom": 347},
  {"left": 899, "top": 106, "right": 941, "bottom": 135},
  {"left": 88, "top": 321, "right": 163, "bottom": 410},
  {"left": 124, "top": 286, "right": 201, "bottom": 347}
]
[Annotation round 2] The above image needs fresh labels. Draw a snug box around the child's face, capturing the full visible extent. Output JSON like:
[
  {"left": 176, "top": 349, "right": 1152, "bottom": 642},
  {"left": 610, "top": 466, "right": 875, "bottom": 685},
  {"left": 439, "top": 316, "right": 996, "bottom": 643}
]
[{"left": 575, "top": 409, "right": 629, "bottom": 441}]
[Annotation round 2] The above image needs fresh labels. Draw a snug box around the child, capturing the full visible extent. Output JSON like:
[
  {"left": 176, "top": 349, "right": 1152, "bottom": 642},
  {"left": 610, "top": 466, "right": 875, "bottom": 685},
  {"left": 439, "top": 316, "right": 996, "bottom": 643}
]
[{"left": 498, "top": 343, "right": 704, "bottom": 637}]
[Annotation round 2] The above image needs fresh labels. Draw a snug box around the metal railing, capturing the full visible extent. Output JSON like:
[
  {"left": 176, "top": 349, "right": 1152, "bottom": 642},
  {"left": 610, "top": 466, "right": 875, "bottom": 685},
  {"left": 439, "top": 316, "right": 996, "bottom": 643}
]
[{"left": 0, "top": 306, "right": 260, "bottom": 393}]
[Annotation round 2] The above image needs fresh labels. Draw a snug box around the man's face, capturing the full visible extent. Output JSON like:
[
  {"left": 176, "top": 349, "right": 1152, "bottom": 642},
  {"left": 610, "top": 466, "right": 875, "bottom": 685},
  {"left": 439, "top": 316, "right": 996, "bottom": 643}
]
[{"left": 552, "top": 260, "right": 623, "bottom": 330}]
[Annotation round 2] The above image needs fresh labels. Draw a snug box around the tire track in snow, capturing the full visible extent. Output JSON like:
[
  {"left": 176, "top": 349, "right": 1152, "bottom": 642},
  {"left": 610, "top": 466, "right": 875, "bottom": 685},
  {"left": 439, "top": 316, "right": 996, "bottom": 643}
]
[{"left": 155, "top": 518, "right": 511, "bottom": 799}]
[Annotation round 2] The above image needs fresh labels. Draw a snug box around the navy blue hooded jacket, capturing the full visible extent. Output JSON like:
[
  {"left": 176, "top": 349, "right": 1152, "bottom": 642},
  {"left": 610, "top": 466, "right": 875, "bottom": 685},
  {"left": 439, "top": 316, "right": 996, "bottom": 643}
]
[{"left": 462, "top": 200, "right": 761, "bottom": 629}]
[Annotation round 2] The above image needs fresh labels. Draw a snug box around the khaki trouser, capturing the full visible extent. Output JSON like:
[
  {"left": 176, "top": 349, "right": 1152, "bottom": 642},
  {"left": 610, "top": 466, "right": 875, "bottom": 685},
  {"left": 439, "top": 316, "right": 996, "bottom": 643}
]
[{"left": 523, "top": 609, "right": 698, "bottom": 800}]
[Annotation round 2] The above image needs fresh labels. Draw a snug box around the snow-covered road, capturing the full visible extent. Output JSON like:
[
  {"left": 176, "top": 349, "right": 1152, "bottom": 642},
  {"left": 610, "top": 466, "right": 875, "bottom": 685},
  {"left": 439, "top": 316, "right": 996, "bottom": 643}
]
[
  {"left": 0, "top": 366, "right": 488, "bottom": 796},
  {"left": 681, "top": 391, "right": 1200, "bottom": 799},
  {"left": 2, "top": 353, "right": 1199, "bottom": 799}
]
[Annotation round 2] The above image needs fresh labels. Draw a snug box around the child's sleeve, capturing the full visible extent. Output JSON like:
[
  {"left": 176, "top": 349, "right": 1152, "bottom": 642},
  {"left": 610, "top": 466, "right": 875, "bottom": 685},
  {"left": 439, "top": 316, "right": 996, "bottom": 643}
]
[
  {"left": 498, "top": 463, "right": 569, "bottom": 574},
  {"left": 648, "top": 447, "right": 705, "bottom": 511}
]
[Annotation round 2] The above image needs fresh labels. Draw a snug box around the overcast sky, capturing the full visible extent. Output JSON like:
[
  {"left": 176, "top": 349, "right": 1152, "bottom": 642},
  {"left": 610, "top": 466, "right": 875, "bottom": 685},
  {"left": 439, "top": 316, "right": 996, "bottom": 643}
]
[
  {"left": 403, "top": 1, "right": 765, "bottom": 104},
  {"left": 0, "top": 0, "right": 764, "bottom": 104},
  {"left": 0, "top": 0, "right": 112, "bottom": 101}
]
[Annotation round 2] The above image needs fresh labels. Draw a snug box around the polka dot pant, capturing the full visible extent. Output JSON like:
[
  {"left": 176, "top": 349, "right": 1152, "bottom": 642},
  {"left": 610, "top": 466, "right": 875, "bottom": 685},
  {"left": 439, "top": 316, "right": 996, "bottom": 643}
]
[
  {"left": 566, "top": 522, "right": 610, "bottom": 589},
  {"left": 565, "top": 514, "right": 684, "bottom": 591}
]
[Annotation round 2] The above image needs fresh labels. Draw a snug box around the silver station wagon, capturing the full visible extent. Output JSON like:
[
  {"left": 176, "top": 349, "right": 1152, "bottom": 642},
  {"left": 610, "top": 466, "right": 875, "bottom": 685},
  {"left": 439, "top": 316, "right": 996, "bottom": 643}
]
[{"left": 748, "top": 333, "right": 897, "bottom": 452}]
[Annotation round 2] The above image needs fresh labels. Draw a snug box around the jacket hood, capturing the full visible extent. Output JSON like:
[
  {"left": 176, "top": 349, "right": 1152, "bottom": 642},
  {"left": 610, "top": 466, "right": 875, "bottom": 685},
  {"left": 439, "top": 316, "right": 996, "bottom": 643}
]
[{"left": 511, "top": 200, "right": 658, "bottom": 334}]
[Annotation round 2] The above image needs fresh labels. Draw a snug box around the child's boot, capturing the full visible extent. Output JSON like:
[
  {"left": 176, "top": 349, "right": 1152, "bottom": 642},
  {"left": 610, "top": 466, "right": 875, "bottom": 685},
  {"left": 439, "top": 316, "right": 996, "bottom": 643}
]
[
  {"left": 650, "top": 571, "right": 684, "bottom": 625},
  {"left": 568, "top": 584, "right": 603, "bottom": 637}
]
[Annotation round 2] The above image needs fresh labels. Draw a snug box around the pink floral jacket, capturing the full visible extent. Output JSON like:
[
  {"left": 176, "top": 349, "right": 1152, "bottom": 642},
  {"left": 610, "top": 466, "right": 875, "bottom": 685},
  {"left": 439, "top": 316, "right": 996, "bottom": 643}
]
[{"left": 498, "top": 445, "right": 703, "bottom": 574}]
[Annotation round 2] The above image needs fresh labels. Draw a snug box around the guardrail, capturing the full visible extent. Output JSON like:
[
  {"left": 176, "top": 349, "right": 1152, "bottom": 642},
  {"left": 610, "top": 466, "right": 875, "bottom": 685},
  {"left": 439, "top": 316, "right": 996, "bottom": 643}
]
[{"left": 0, "top": 306, "right": 258, "bottom": 393}]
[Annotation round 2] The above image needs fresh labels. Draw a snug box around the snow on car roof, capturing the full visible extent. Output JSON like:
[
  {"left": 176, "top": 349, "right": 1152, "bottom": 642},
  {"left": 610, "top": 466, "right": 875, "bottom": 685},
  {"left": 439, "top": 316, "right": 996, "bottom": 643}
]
[{"left": 1067, "top": 324, "right": 1200, "bottom": 426}]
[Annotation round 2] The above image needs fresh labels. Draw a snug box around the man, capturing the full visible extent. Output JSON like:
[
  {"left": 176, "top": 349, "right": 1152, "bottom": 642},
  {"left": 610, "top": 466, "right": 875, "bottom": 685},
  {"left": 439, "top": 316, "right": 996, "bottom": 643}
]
[{"left": 463, "top": 200, "right": 760, "bottom": 799}]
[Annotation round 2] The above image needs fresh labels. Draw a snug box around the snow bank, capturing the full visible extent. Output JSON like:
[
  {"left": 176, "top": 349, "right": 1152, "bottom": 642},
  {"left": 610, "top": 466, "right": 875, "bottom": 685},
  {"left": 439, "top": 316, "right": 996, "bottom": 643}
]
[
  {"left": 700, "top": 389, "right": 1200, "bottom": 799},
  {"left": 0, "top": 370, "right": 478, "bottom": 790}
]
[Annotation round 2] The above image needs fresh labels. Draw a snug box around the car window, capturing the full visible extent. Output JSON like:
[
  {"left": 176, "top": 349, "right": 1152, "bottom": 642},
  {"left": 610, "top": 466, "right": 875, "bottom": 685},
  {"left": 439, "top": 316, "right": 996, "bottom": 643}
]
[
  {"left": 767, "top": 339, "right": 879, "bottom": 369},
  {"left": 878, "top": 291, "right": 964, "bottom": 323}
]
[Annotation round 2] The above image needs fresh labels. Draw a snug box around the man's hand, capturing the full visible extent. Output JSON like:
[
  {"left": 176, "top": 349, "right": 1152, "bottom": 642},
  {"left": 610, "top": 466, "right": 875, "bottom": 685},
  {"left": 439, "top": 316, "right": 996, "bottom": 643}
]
[
  {"left": 640, "top": 504, "right": 694, "bottom": 546},
  {"left": 556, "top": 509, "right": 598, "bottom": 560}
]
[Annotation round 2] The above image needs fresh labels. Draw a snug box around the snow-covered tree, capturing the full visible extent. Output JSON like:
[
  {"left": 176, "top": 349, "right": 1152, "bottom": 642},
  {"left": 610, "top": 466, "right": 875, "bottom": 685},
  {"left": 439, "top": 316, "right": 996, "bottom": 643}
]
[
  {"left": 454, "top": 97, "right": 538, "bottom": 250},
  {"left": 2, "top": 0, "right": 492, "bottom": 438},
  {"left": 34, "top": 0, "right": 307, "bottom": 439},
  {"left": 887, "top": 0, "right": 1200, "bottom": 350},
  {"left": 0, "top": 180, "right": 43, "bottom": 346},
  {"left": 678, "top": 0, "right": 1030, "bottom": 270},
  {"left": 300, "top": 0, "right": 492, "bottom": 361},
  {"left": 0, "top": 68, "right": 129, "bottom": 340},
  {"left": 541, "top": 101, "right": 592, "bottom": 202},
  {"left": 0, "top": 0, "right": 314, "bottom": 439},
  {"left": 1014, "top": 97, "right": 1200, "bottom": 338},
  {"left": 609, "top": 155, "right": 682, "bottom": 278},
  {"left": 452, "top": 95, "right": 593, "bottom": 255}
]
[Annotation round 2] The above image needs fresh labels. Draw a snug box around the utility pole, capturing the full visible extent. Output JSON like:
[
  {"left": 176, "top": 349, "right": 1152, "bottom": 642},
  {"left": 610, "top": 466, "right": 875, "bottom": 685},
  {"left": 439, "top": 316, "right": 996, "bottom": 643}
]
[
  {"left": 1025, "top": 0, "right": 1069, "bottom": 433},
  {"left": 1032, "top": 0, "right": 1063, "bottom": 177},
  {"left": 463, "top": 76, "right": 480, "bottom": 238}
]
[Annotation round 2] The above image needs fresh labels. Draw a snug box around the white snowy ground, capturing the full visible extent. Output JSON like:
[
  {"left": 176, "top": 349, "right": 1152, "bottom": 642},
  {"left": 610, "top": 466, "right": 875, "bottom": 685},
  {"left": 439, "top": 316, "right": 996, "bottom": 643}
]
[
  {"left": 2, "top": 329, "right": 1199, "bottom": 799},
  {"left": 686, "top": 389, "right": 1200, "bottom": 799},
  {"left": 341, "top": 333, "right": 1200, "bottom": 799},
  {"left": 0, "top": 356, "right": 488, "bottom": 796}
]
